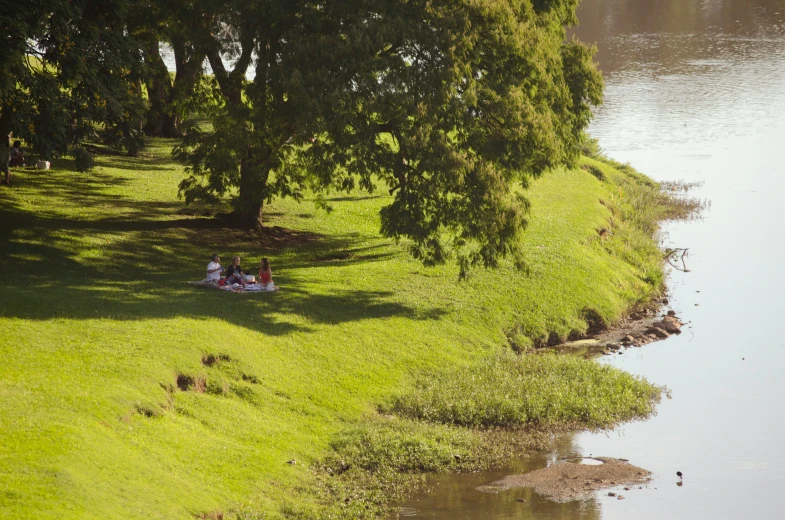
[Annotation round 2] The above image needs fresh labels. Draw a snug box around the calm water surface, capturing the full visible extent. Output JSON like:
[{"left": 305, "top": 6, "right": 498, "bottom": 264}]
[{"left": 395, "top": 0, "right": 785, "bottom": 518}]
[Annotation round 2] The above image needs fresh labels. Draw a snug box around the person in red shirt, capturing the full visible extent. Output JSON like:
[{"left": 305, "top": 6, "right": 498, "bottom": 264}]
[{"left": 258, "top": 257, "right": 280, "bottom": 291}]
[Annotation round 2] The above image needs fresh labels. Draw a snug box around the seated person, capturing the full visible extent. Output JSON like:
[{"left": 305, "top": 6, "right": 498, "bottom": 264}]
[
  {"left": 258, "top": 257, "right": 280, "bottom": 291},
  {"left": 206, "top": 254, "right": 224, "bottom": 283},
  {"left": 225, "top": 256, "right": 248, "bottom": 286},
  {"left": 9, "top": 141, "right": 24, "bottom": 167}
]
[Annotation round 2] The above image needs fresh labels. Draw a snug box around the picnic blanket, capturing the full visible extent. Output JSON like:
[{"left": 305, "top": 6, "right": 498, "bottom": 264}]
[{"left": 187, "top": 279, "right": 268, "bottom": 292}]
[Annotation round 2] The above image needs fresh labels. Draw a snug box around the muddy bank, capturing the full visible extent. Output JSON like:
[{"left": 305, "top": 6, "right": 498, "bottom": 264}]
[
  {"left": 476, "top": 457, "right": 651, "bottom": 502},
  {"left": 553, "top": 301, "right": 686, "bottom": 357}
]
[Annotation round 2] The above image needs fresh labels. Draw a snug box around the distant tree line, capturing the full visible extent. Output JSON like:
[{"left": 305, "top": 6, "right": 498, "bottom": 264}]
[{"left": 1, "top": 0, "right": 603, "bottom": 275}]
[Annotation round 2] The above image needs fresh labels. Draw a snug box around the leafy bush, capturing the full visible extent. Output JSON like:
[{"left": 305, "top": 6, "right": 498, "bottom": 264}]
[
  {"left": 71, "top": 147, "right": 95, "bottom": 172},
  {"left": 579, "top": 134, "right": 603, "bottom": 158}
]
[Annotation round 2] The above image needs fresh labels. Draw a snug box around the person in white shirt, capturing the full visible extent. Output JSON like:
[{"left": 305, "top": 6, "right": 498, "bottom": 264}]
[{"left": 206, "top": 254, "right": 224, "bottom": 281}]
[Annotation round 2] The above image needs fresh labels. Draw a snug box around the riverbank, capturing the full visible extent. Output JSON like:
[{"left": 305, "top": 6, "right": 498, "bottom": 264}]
[{"left": 0, "top": 140, "right": 687, "bottom": 519}]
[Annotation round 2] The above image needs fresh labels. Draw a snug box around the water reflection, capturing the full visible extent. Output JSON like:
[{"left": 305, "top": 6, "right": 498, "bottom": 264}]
[
  {"left": 395, "top": 0, "right": 785, "bottom": 518},
  {"left": 396, "top": 436, "right": 605, "bottom": 520},
  {"left": 576, "top": 0, "right": 785, "bottom": 156}
]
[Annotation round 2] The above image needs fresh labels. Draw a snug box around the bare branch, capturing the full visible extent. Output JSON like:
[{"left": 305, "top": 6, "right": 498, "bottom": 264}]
[
  {"left": 664, "top": 248, "right": 690, "bottom": 272},
  {"left": 228, "top": 28, "right": 255, "bottom": 82}
]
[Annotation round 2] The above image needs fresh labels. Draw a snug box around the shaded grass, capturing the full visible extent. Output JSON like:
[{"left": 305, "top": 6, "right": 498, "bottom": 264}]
[{"left": 0, "top": 138, "right": 682, "bottom": 519}]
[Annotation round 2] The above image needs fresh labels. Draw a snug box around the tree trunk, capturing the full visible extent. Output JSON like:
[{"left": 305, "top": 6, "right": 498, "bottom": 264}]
[
  {"left": 166, "top": 40, "right": 205, "bottom": 137},
  {"left": 237, "top": 158, "right": 265, "bottom": 230},
  {"left": 160, "top": 113, "right": 181, "bottom": 138},
  {"left": 143, "top": 37, "right": 174, "bottom": 136},
  {"left": 144, "top": 38, "right": 204, "bottom": 138},
  {"left": 205, "top": 31, "right": 263, "bottom": 227},
  {"left": 240, "top": 198, "right": 264, "bottom": 230}
]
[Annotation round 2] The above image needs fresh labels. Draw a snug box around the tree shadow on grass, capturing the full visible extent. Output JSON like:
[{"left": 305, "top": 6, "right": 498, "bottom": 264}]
[
  {"left": 323, "top": 194, "right": 383, "bottom": 202},
  {"left": 0, "top": 203, "right": 444, "bottom": 335},
  {"left": 285, "top": 243, "right": 397, "bottom": 270},
  {"left": 4, "top": 171, "right": 222, "bottom": 225},
  {"left": 0, "top": 278, "right": 432, "bottom": 336},
  {"left": 11, "top": 168, "right": 132, "bottom": 197},
  {"left": 98, "top": 156, "right": 175, "bottom": 172}
]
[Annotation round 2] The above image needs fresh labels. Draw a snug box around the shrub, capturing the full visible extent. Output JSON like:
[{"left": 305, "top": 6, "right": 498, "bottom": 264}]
[{"left": 72, "top": 147, "right": 95, "bottom": 172}]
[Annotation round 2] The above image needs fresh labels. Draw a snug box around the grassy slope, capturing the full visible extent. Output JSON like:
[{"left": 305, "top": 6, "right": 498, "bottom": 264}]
[{"left": 1, "top": 140, "right": 661, "bottom": 519}]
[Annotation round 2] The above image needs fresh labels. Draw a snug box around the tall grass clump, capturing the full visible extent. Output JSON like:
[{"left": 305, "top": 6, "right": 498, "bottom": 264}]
[
  {"left": 615, "top": 178, "right": 702, "bottom": 236},
  {"left": 387, "top": 352, "right": 662, "bottom": 429},
  {"left": 301, "top": 418, "right": 551, "bottom": 520},
  {"left": 578, "top": 156, "right": 703, "bottom": 288},
  {"left": 289, "top": 421, "right": 480, "bottom": 519}
]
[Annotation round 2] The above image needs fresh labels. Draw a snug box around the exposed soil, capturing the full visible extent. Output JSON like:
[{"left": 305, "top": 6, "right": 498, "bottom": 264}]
[
  {"left": 201, "top": 354, "right": 231, "bottom": 367},
  {"left": 175, "top": 373, "right": 206, "bottom": 393},
  {"left": 476, "top": 457, "right": 651, "bottom": 502}
]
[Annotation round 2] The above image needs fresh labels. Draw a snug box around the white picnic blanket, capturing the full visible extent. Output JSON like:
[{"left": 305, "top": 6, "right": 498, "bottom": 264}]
[{"left": 186, "top": 280, "right": 276, "bottom": 292}]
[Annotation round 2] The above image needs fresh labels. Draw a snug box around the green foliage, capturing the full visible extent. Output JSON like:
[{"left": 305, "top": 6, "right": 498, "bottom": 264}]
[
  {"left": 71, "top": 146, "right": 95, "bottom": 172},
  {"left": 0, "top": 0, "right": 146, "bottom": 159},
  {"left": 308, "top": 421, "right": 482, "bottom": 519},
  {"left": 328, "top": 421, "right": 479, "bottom": 474},
  {"left": 579, "top": 133, "right": 604, "bottom": 159},
  {"left": 386, "top": 351, "right": 661, "bottom": 429},
  {"left": 175, "top": 0, "right": 604, "bottom": 275}
]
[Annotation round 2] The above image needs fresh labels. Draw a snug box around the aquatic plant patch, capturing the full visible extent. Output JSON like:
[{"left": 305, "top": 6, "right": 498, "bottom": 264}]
[{"left": 386, "top": 351, "right": 662, "bottom": 429}]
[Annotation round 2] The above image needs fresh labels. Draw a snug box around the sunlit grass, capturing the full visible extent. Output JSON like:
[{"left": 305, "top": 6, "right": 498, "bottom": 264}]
[{"left": 0, "top": 140, "right": 676, "bottom": 519}]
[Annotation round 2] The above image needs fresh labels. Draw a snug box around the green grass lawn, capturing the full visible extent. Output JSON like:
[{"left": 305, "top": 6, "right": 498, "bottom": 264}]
[{"left": 1, "top": 140, "right": 667, "bottom": 519}]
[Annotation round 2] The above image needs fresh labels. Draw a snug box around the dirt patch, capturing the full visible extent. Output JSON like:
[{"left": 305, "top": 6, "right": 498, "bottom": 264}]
[
  {"left": 201, "top": 354, "right": 231, "bottom": 367},
  {"left": 176, "top": 374, "right": 206, "bottom": 393},
  {"left": 194, "top": 512, "right": 224, "bottom": 520},
  {"left": 477, "top": 457, "right": 651, "bottom": 502},
  {"left": 241, "top": 373, "right": 260, "bottom": 384},
  {"left": 180, "top": 218, "right": 321, "bottom": 251},
  {"left": 134, "top": 403, "right": 163, "bottom": 418}
]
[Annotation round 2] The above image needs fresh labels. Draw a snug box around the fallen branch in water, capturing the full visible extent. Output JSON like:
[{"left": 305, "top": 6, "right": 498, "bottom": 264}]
[{"left": 664, "top": 248, "right": 690, "bottom": 272}]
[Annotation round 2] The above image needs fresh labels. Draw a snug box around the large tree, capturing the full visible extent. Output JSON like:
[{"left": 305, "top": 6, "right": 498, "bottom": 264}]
[{"left": 175, "top": 0, "right": 603, "bottom": 273}]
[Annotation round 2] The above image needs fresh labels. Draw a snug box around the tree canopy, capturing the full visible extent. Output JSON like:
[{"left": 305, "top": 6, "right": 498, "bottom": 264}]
[
  {"left": 1, "top": 0, "right": 146, "bottom": 158},
  {"left": 176, "top": 0, "right": 603, "bottom": 274},
  {"left": 3, "top": 0, "right": 603, "bottom": 275}
]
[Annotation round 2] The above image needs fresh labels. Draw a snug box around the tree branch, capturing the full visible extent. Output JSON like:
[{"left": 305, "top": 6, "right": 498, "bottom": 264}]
[
  {"left": 664, "top": 248, "right": 690, "bottom": 272},
  {"left": 24, "top": 43, "right": 45, "bottom": 57},
  {"left": 206, "top": 45, "right": 230, "bottom": 93},
  {"left": 228, "top": 28, "right": 255, "bottom": 83}
]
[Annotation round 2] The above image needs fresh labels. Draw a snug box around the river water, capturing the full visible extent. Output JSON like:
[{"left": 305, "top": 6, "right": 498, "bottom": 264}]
[{"left": 394, "top": 0, "right": 785, "bottom": 518}]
